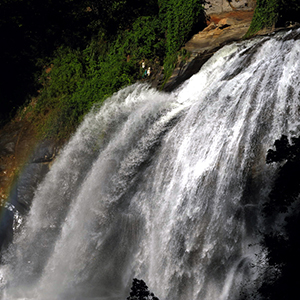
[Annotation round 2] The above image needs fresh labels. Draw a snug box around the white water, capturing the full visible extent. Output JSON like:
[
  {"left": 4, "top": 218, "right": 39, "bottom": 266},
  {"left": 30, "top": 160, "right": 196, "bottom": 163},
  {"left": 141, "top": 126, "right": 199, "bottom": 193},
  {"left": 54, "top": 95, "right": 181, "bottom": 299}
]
[{"left": 1, "top": 29, "right": 300, "bottom": 300}]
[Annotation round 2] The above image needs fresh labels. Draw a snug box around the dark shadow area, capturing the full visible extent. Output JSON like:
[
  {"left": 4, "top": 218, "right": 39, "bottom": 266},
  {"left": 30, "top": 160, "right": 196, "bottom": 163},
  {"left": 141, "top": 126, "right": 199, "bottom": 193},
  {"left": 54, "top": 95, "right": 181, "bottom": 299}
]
[{"left": 257, "top": 135, "right": 300, "bottom": 299}]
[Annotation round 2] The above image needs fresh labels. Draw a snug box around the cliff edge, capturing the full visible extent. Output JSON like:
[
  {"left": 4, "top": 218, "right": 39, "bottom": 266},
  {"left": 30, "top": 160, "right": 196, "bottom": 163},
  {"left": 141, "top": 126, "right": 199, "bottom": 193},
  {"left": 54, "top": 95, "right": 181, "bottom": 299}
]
[{"left": 163, "top": 2, "right": 256, "bottom": 91}]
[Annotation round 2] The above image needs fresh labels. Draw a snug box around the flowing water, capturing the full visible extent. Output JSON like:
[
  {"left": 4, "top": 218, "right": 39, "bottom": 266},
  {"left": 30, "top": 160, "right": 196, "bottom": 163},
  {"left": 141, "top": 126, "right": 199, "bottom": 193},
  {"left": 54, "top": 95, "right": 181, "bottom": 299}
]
[{"left": 1, "top": 29, "right": 300, "bottom": 300}]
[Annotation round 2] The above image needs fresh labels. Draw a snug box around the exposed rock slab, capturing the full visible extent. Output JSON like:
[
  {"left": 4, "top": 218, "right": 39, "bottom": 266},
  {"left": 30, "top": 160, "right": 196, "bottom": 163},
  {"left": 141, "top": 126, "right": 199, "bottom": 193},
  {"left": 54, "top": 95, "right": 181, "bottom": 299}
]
[
  {"left": 163, "top": 10, "right": 254, "bottom": 92},
  {"left": 186, "top": 11, "right": 254, "bottom": 53},
  {"left": 205, "top": 0, "right": 256, "bottom": 15}
]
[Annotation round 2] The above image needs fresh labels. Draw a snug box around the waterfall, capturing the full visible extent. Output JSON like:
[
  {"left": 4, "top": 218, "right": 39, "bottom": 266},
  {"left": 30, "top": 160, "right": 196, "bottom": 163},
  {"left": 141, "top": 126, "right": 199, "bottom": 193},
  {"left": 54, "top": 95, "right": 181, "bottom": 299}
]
[{"left": 1, "top": 28, "right": 300, "bottom": 300}]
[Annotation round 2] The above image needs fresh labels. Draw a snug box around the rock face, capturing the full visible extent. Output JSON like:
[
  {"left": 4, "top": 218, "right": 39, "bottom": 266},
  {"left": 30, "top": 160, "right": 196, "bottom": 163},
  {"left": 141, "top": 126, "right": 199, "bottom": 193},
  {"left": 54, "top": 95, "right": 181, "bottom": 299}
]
[
  {"left": 0, "top": 120, "right": 63, "bottom": 253},
  {"left": 163, "top": 9, "right": 255, "bottom": 92},
  {"left": 186, "top": 10, "right": 254, "bottom": 53},
  {"left": 205, "top": 0, "right": 256, "bottom": 15}
]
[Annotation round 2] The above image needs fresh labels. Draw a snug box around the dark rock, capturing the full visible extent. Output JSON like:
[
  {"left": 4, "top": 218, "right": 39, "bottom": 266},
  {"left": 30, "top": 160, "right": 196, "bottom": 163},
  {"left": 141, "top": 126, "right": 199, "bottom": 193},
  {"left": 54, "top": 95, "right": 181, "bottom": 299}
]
[
  {"left": 163, "top": 51, "right": 218, "bottom": 92},
  {"left": 0, "top": 157, "right": 51, "bottom": 257},
  {"left": 3, "top": 142, "right": 15, "bottom": 154},
  {"left": 0, "top": 207, "right": 14, "bottom": 257},
  {"left": 31, "top": 139, "right": 59, "bottom": 163},
  {"left": 9, "top": 163, "right": 50, "bottom": 213},
  {"left": 0, "top": 140, "right": 15, "bottom": 156}
]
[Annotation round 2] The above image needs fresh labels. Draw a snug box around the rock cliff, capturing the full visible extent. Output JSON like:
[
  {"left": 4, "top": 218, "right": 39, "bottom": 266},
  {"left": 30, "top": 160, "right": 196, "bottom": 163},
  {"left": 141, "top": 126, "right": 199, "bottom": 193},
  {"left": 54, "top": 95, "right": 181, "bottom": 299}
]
[
  {"left": 205, "top": 0, "right": 256, "bottom": 15},
  {"left": 0, "top": 117, "right": 63, "bottom": 252},
  {"left": 163, "top": 1, "right": 256, "bottom": 91}
]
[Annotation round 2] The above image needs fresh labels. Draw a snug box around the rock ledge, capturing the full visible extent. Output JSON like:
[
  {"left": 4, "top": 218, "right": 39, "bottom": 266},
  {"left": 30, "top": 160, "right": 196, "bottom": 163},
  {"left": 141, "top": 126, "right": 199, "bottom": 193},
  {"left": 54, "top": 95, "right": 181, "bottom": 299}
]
[{"left": 163, "top": 10, "right": 254, "bottom": 92}]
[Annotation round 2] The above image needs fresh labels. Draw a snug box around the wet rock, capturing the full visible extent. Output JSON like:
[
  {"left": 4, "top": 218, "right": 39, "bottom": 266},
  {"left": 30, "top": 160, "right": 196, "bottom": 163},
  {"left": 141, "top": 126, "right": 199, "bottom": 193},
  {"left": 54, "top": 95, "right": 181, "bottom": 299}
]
[
  {"left": 163, "top": 51, "right": 219, "bottom": 92},
  {"left": 31, "top": 139, "right": 59, "bottom": 163},
  {"left": 0, "top": 119, "right": 64, "bottom": 257},
  {"left": 0, "top": 138, "right": 15, "bottom": 156},
  {"left": 5, "top": 139, "right": 63, "bottom": 214},
  {"left": 10, "top": 163, "right": 50, "bottom": 213},
  {"left": 0, "top": 137, "right": 62, "bottom": 257},
  {"left": 0, "top": 207, "right": 14, "bottom": 256},
  {"left": 3, "top": 142, "right": 15, "bottom": 155}
]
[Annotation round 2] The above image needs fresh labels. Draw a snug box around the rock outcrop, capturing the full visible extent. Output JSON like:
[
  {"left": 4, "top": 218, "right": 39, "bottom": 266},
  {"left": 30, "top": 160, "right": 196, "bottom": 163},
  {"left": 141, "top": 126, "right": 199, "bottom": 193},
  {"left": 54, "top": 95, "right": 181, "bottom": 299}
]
[
  {"left": 0, "top": 119, "right": 63, "bottom": 253},
  {"left": 205, "top": 0, "right": 256, "bottom": 15},
  {"left": 163, "top": 10, "right": 255, "bottom": 91}
]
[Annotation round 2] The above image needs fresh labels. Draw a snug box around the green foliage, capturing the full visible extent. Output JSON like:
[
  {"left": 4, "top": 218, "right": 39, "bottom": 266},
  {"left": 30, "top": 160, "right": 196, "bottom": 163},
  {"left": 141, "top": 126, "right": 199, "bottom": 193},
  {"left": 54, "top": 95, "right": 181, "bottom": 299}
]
[
  {"left": 35, "top": 39, "right": 140, "bottom": 138},
  {"left": 245, "top": 0, "right": 279, "bottom": 37},
  {"left": 2, "top": 0, "right": 207, "bottom": 136},
  {"left": 161, "top": 53, "right": 178, "bottom": 85},
  {"left": 32, "top": 1, "right": 207, "bottom": 138},
  {"left": 156, "top": 0, "right": 206, "bottom": 84},
  {"left": 35, "top": 47, "right": 86, "bottom": 137},
  {"left": 40, "top": 48, "right": 85, "bottom": 100},
  {"left": 246, "top": 0, "right": 300, "bottom": 37},
  {"left": 159, "top": 0, "right": 206, "bottom": 54},
  {"left": 124, "top": 16, "right": 166, "bottom": 60}
]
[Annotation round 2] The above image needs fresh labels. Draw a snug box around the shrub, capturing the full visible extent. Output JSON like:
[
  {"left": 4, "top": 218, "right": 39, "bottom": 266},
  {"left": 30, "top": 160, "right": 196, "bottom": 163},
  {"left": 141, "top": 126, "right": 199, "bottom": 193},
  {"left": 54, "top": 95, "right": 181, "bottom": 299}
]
[
  {"left": 127, "top": 278, "right": 159, "bottom": 300},
  {"left": 246, "top": 0, "right": 300, "bottom": 37},
  {"left": 31, "top": 0, "right": 207, "bottom": 138}
]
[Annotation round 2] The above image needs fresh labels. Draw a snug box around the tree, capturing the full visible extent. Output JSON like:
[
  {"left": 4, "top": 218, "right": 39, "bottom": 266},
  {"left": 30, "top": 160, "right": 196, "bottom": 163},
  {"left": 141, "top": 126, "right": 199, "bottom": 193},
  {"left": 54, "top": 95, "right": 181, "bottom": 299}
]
[{"left": 127, "top": 278, "right": 159, "bottom": 300}]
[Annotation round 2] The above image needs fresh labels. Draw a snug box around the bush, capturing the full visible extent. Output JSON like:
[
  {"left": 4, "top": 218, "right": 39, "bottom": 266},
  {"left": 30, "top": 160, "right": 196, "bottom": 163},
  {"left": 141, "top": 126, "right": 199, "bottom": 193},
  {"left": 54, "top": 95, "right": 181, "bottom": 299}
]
[
  {"left": 31, "top": 0, "right": 207, "bottom": 139},
  {"left": 246, "top": 0, "right": 300, "bottom": 37},
  {"left": 127, "top": 278, "right": 159, "bottom": 300},
  {"left": 159, "top": 0, "right": 206, "bottom": 54}
]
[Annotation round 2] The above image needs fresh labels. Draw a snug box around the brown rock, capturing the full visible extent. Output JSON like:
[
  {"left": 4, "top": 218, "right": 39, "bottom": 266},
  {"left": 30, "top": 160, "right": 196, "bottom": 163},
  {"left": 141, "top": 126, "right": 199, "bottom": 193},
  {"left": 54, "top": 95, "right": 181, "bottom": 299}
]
[
  {"left": 205, "top": 0, "right": 256, "bottom": 15},
  {"left": 163, "top": 10, "right": 255, "bottom": 92},
  {"left": 202, "top": 22, "right": 217, "bottom": 32},
  {"left": 218, "top": 18, "right": 238, "bottom": 28},
  {"left": 185, "top": 10, "right": 254, "bottom": 53}
]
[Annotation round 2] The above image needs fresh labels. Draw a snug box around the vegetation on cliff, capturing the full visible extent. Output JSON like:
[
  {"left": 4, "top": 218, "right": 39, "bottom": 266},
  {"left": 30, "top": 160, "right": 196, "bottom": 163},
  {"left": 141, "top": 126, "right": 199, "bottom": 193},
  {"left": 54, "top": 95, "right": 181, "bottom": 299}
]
[
  {"left": 0, "top": 0, "right": 206, "bottom": 138},
  {"left": 246, "top": 0, "right": 300, "bottom": 37}
]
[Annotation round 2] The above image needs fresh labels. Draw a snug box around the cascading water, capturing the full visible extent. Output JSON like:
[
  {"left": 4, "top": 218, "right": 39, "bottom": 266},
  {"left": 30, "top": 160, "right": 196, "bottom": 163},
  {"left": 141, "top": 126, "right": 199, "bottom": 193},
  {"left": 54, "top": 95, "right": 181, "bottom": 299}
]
[{"left": 1, "top": 28, "right": 300, "bottom": 300}]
